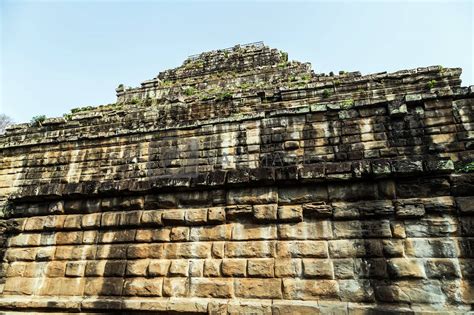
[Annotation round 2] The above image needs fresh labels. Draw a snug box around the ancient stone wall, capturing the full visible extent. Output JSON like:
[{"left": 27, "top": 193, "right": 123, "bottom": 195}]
[{"left": 0, "top": 43, "right": 473, "bottom": 314}]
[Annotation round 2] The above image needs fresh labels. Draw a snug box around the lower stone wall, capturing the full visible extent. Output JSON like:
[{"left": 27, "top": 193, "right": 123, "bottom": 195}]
[{"left": 0, "top": 174, "right": 473, "bottom": 314}]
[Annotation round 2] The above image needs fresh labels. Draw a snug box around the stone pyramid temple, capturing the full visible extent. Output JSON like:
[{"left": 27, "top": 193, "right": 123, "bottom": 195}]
[{"left": 0, "top": 42, "right": 473, "bottom": 313}]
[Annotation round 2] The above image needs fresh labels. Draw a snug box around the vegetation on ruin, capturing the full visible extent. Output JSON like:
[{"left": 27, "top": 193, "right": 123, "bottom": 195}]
[
  {"left": 322, "top": 89, "right": 331, "bottom": 98},
  {"left": 455, "top": 161, "right": 474, "bottom": 173},
  {"left": 30, "top": 115, "right": 46, "bottom": 126},
  {"left": 426, "top": 79, "right": 437, "bottom": 89}
]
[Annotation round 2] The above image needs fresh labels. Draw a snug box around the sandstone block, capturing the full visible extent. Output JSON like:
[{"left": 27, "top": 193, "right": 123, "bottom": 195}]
[
  {"left": 247, "top": 258, "right": 274, "bottom": 277},
  {"left": 38, "top": 277, "right": 85, "bottom": 296},
  {"left": 253, "top": 204, "right": 278, "bottom": 221},
  {"left": 148, "top": 260, "right": 170, "bottom": 276},
  {"left": 272, "top": 300, "right": 320, "bottom": 315},
  {"left": 278, "top": 186, "right": 327, "bottom": 204},
  {"left": 329, "top": 239, "right": 383, "bottom": 258},
  {"left": 203, "top": 259, "right": 221, "bottom": 277},
  {"left": 333, "top": 220, "right": 392, "bottom": 238},
  {"left": 6, "top": 262, "right": 35, "bottom": 277},
  {"left": 405, "top": 239, "right": 458, "bottom": 258},
  {"left": 99, "top": 230, "right": 135, "bottom": 243},
  {"left": 302, "top": 202, "right": 333, "bottom": 218},
  {"left": 207, "top": 207, "right": 226, "bottom": 223},
  {"left": 81, "top": 213, "right": 101, "bottom": 229},
  {"left": 164, "top": 242, "right": 212, "bottom": 259},
  {"left": 235, "top": 278, "right": 282, "bottom": 299},
  {"left": 276, "top": 241, "right": 328, "bottom": 258},
  {"left": 232, "top": 223, "right": 276, "bottom": 240},
  {"left": 375, "top": 280, "right": 446, "bottom": 303},
  {"left": 3, "top": 277, "right": 35, "bottom": 295},
  {"left": 222, "top": 259, "right": 246, "bottom": 277},
  {"left": 170, "top": 226, "right": 190, "bottom": 241},
  {"left": 185, "top": 208, "right": 208, "bottom": 225},
  {"left": 123, "top": 278, "right": 163, "bottom": 296},
  {"left": 126, "top": 259, "right": 150, "bottom": 276},
  {"left": 162, "top": 210, "right": 185, "bottom": 224},
  {"left": 274, "top": 259, "right": 301, "bottom": 277},
  {"left": 456, "top": 197, "right": 474, "bottom": 213},
  {"left": 278, "top": 221, "right": 332, "bottom": 240},
  {"left": 65, "top": 261, "right": 86, "bottom": 277},
  {"left": 96, "top": 244, "right": 128, "bottom": 259},
  {"left": 163, "top": 278, "right": 188, "bottom": 297},
  {"left": 382, "top": 239, "right": 405, "bottom": 257},
  {"left": 5, "top": 248, "right": 37, "bottom": 261},
  {"left": 333, "top": 259, "right": 355, "bottom": 279},
  {"left": 189, "top": 260, "right": 204, "bottom": 277},
  {"left": 84, "top": 277, "right": 124, "bottom": 296},
  {"left": 225, "top": 241, "right": 275, "bottom": 258},
  {"left": 46, "top": 261, "right": 66, "bottom": 277},
  {"left": 83, "top": 230, "right": 98, "bottom": 244},
  {"left": 212, "top": 242, "right": 225, "bottom": 258},
  {"left": 303, "top": 259, "right": 333, "bottom": 279},
  {"left": 141, "top": 210, "right": 163, "bottom": 226},
  {"left": 63, "top": 214, "right": 82, "bottom": 229},
  {"left": 190, "top": 278, "right": 233, "bottom": 298},
  {"left": 227, "top": 187, "right": 278, "bottom": 205},
  {"left": 283, "top": 279, "right": 339, "bottom": 300},
  {"left": 190, "top": 225, "right": 231, "bottom": 241},
  {"left": 395, "top": 201, "right": 425, "bottom": 218},
  {"left": 339, "top": 279, "right": 375, "bottom": 302},
  {"left": 135, "top": 228, "right": 171, "bottom": 242},
  {"left": 128, "top": 244, "right": 164, "bottom": 259},
  {"left": 425, "top": 259, "right": 461, "bottom": 279},
  {"left": 169, "top": 260, "right": 189, "bottom": 276},
  {"left": 101, "top": 212, "right": 121, "bottom": 227},
  {"left": 278, "top": 205, "right": 303, "bottom": 222},
  {"left": 387, "top": 258, "right": 426, "bottom": 279},
  {"left": 36, "top": 246, "right": 56, "bottom": 261},
  {"left": 120, "top": 210, "right": 142, "bottom": 226}
]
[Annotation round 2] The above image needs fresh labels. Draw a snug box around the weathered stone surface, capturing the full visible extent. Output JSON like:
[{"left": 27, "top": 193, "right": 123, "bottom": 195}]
[{"left": 0, "top": 43, "right": 472, "bottom": 314}]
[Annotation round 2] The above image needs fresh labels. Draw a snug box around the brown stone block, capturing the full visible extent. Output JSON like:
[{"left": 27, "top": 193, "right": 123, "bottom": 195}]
[
  {"left": 82, "top": 230, "right": 98, "bottom": 244},
  {"left": 46, "top": 261, "right": 66, "bottom": 277},
  {"left": 339, "top": 279, "right": 375, "bottom": 302},
  {"left": 212, "top": 242, "right": 225, "bottom": 258},
  {"left": 405, "top": 238, "right": 458, "bottom": 258},
  {"left": 333, "top": 259, "right": 355, "bottom": 279},
  {"left": 275, "top": 258, "right": 301, "bottom": 277},
  {"left": 141, "top": 210, "right": 163, "bottom": 226},
  {"left": 225, "top": 241, "right": 275, "bottom": 258},
  {"left": 126, "top": 259, "right": 150, "bottom": 276},
  {"left": 3, "top": 277, "right": 36, "bottom": 295},
  {"left": 185, "top": 208, "right": 208, "bottom": 225},
  {"left": 81, "top": 213, "right": 101, "bottom": 229},
  {"left": 208, "top": 207, "right": 226, "bottom": 223},
  {"left": 283, "top": 279, "right": 339, "bottom": 300},
  {"left": 35, "top": 246, "right": 56, "bottom": 261},
  {"left": 84, "top": 277, "right": 124, "bottom": 296},
  {"left": 190, "top": 225, "right": 231, "bottom": 241},
  {"left": 203, "top": 259, "right": 221, "bottom": 277},
  {"left": 123, "top": 278, "right": 163, "bottom": 296},
  {"left": 276, "top": 241, "right": 328, "bottom": 258},
  {"left": 387, "top": 258, "right": 426, "bottom": 279},
  {"left": 164, "top": 242, "right": 211, "bottom": 259},
  {"left": 99, "top": 230, "right": 136, "bottom": 243},
  {"left": 227, "top": 187, "right": 278, "bottom": 205},
  {"left": 232, "top": 223, "right": 276, "bottom": 240},
  {"left": 163, "top": 278, "right": 188, "bottom": 297},
  {"left": 247, "top": 258, "right": 274, "bottom": 277},
  {"left": 278, "top": 186, "right": 328, "bottom": 204},
  {"left": 6, "top": 262, "right": 35, "bottom": 277},
  {"left": 148, "top": 260, "right": 170, "bottom": 276},
  {"left": 5, "top": 247, "right": 37, "bottom": 261},
  {"left": 253, "top": 204, "right": 278, "bottom": 221},
  {"left": 169, "top": 260, "right": 189, "bottom": 276},
  {"left": 63, "top": 214, "right": 82, "bottom": 229},
  {"left": 101, "top": 212, "right": 122, "bottom": 227},
  {"left": 162, "top": 209, "right": 185, "bottom": 224},
  {"left": 235, "top": 278, "right": 282, "bottom": 299},
  {"left": 278, "top": 221, "right": 332, "bottom": 240},
  {"left": 65, "top": 261, "right": 86, "bottom": 277},
  {"left": 278, "top": 205, "right": 303, "bottom": 222},
  {"left": 329, "top": 239, "right": 383, "bottom": 258},
  {"left": 135, "top": 228, "right": 171, "bottom": 242},
  {"left": 127, "top": 244, "right": 164, "bottom": 259},
  {"left": 96, "top": 244, "right": 128, "bottom": 259},
  {"left": 425, "top": 258, "right": 461, "bottom": 279},
  {"left": 375, "top": 280, "right": 446, "bottom": 303},
  {"left": 38, "top": 277, "right": 85, "bottom": 296},
  {"left": 24, "top": 217, "right": 46, "bottom": 231},
  {"left": 55, "top": 231, "right": 83, "bottom": 245},
  {"left": 8, "top": 233, "right": 41, "bottom": 247},
  {"left": 222, "top": 259, "right": 246, "bottom": 277},
  {"left": 303, "top": 259, "right": 333, "bottom": 279},
  {"left": 382, "top": 239, "right": 405, "bottom": 257},
  {"left": 272, "top": 300, "right": 320, "bottom": 315},
  {"left": 190, "top": 278, "right": 233, "bottom": 298},
  {"left": 170, "top": 226, "right": 190, "bottom": 241},
  {"left": 457, "top": 196, "right": 474, "bottom": 213},
  {"left": 120, "top": 211, "right": 142, "bottom": 226},
  {"left": 333, "top": 220, "right": 392, "bottom": 239}
]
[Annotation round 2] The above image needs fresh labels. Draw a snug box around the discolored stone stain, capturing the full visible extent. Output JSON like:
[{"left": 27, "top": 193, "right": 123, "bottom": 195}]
[{"left": 0, "top": 42, "right": 473, "bottom": 313}]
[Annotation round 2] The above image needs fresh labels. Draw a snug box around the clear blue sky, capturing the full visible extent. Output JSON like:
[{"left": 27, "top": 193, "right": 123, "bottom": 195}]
[{"left": 1, "top": 0, "right": 473, "bottom": 124}]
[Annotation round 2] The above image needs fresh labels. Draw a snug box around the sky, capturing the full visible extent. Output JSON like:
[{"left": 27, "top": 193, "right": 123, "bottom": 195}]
[{"left": 1, "top": 0, "right": 473, "bottom": 124}]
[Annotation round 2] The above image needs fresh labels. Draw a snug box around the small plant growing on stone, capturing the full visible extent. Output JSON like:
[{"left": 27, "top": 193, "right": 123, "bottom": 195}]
[
  {"left": 130, "top": 98, "right": 140, "bottom": 104},
  {"left": 455, "top": 161, "right": 474, "bottom": 173},
  {"left": 215, "top": 91, "right": 233, "bottom": 101},
  {"left": 280, "top": 52, "right": 288, "bottom": 62},
  {"left": 184, "top": 87, "right": 197, "bottom": 96},
  {"left": 322, "top": 89, "right": 331, "bottom": 98},
  {"left": 426, "top": 79, "right": 437, "bottom": 89},
  {"left": 30, "top": 115, "right": 46, "bottom": 127}
]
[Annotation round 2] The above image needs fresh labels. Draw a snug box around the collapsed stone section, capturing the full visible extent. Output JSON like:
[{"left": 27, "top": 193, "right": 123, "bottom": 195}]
[{"left": 0, "top": 43, "right": 473, "bottom": 313}]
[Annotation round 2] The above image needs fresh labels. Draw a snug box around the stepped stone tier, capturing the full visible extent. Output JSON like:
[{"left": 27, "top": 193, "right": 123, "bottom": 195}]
[{"left": 1, "top": 42, "right": 474, "bottom": 314}]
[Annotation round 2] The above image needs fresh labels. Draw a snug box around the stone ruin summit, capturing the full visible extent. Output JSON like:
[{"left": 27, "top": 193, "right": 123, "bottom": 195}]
[{"left": 0, "top": 42, "right": 473, "bottom": 314}]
